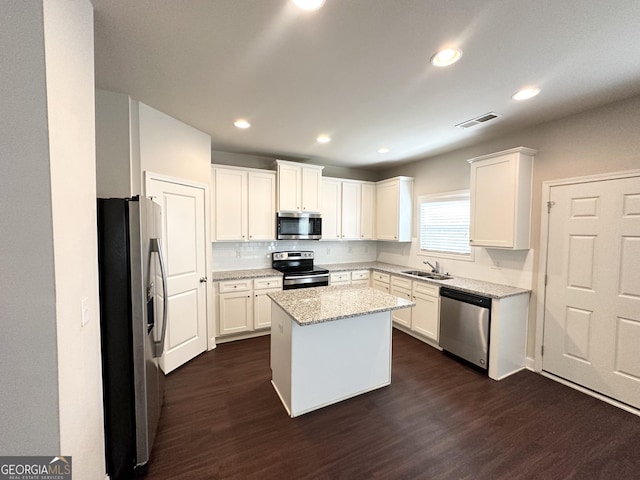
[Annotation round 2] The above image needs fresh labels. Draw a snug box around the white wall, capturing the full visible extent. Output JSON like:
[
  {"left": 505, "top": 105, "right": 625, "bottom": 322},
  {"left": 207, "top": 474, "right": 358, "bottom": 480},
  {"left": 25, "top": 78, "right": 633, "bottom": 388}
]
[
  {"left": 139, "top": 103, "right": 212, "bottom": 188},
  {"left": 0, "top": 1, "right": 106, "bottom": 477},
  {"left": 44, "top": 0, "right": 106, "bottom": 477}
]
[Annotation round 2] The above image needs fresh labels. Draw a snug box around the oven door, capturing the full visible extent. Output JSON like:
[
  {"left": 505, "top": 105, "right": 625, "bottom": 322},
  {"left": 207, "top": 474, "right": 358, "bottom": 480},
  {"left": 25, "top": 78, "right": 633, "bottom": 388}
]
[
  {"left": 277, "top": 213, "right": 322, "bottom": 240},
  {"left": 283, "top": 273, "right": 329, "bottom": 290}
]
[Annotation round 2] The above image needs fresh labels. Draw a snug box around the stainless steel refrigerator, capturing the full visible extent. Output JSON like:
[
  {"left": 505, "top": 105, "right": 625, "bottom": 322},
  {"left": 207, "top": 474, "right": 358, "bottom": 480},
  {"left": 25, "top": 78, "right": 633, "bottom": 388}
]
[{"left": 97, "top": 196, "right": 168, "bottom": 479}]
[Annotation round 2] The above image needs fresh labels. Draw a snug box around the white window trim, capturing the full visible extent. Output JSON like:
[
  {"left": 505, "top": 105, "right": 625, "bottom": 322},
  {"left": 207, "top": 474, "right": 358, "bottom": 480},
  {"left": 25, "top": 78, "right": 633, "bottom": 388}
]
[{"left": 417, "top": 190, "right": 475, "bottom": 262}]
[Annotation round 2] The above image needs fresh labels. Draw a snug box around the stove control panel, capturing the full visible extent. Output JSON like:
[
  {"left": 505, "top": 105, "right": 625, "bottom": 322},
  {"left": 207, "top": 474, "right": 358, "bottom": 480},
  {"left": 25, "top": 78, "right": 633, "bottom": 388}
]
[{"left": 273, "top": 251, "right": 314, "bottom": 261}]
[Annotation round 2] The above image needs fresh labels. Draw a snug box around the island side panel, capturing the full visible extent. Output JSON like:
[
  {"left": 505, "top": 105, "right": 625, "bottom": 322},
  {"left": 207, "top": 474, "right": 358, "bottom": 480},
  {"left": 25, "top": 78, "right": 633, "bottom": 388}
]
[
  {"left": 488, "top": 292, "right": 529, "bottom": 380},
  {"left": 290, "top": 311, "right": 392, "bottom": 417},
  {"left": 270, "top": 303, "right": 293, "bottom": 416}
]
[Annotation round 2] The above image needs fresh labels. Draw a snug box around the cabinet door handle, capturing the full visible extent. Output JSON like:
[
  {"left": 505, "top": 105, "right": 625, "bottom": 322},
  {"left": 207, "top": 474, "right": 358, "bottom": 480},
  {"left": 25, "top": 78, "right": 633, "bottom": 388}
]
[{"left": 200, "top": 276, "right": 208, "bottom": 283}]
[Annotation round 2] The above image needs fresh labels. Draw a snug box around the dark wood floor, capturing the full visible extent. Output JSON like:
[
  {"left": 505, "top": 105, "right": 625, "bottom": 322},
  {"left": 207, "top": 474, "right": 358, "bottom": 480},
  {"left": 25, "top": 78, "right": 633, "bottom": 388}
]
[{"left": 147, "top": 330, "right": 640, "bottom": 480}]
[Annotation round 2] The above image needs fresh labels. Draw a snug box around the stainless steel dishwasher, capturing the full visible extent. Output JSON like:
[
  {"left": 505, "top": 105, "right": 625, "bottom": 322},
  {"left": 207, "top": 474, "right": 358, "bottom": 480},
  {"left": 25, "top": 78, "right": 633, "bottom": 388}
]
[{"left": 439, "top": 287, "right": 491, "bottom": 371}]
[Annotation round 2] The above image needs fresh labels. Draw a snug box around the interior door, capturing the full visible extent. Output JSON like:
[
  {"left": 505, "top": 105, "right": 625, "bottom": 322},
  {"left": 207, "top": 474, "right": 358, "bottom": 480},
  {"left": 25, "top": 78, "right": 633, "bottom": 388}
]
[
  {"left": 146, "top": 176, "right": 208, "bottom": 374},
  {"left": 542, "top": 175, "right": 640, "bottom": 409}
]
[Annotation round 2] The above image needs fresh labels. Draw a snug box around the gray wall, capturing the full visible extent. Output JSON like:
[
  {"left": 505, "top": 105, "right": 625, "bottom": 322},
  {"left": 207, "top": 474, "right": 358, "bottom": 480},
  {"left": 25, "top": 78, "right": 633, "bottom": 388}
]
[{"left": 0, "top": 1, "right": 61, "bottom": 454}]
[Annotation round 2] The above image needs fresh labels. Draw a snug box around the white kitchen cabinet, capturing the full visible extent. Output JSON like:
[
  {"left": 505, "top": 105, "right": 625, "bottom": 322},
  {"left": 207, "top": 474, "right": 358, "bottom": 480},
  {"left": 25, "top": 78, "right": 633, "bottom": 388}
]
[
  {"left": 321, "top": 178, "right": 342, "bottom": 240},
  {"left": 253, "top": 277, "right": 283, "bottom": 330},
  {"left": 468, "top": 147, "right": 536, "bottom": 249},
  {"left": 390, "top": 276, "right": 412, "bottom": 328},
  {"left": 350, "top": 270, "right": 370, "bottom": 286},
  {"left": 276, "top": 160, "right": 324, "bottom": 213},
  {"left": 372, "top": 271, "right": 390, "bottom": 293},
  {"left": 218, "top": 281, "right": 253, "bottom": 335},
  {"left": 218, "top": 276, "right": 282, "bottom": 337},
  {"left": 376, "top": 177, "right": 413, "bottom": 242},
  {"left": 321, "top": 178, "right": 375, "bottom": 241},
  {"left": 247, "top": 171, "right": 277, "bottom": 240},
  {"left": 411, "top": 282, "right": 440, "bottom": 342},
  {"left": 330, "top": 272, "right": 351, "bottom": 285},
  {"left": 360, "top": 182, "right": 376, "bottom": 240},
  {"left": 212, "top": 166, "right": 276, "bottom": 241},
  {"left": 341, "top": 181, "right": 361, "bottom": 240}
]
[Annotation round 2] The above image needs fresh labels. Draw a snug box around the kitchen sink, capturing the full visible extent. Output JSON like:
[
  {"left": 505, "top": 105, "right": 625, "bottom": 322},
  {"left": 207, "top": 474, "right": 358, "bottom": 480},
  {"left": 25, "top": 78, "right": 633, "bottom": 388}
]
[{"left": 401, "top": 270, "right": 453, "bottom": 280}]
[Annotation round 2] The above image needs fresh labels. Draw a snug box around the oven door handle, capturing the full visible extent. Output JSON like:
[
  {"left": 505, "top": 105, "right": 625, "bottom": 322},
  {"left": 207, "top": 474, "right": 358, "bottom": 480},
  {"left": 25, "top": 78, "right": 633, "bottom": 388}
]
[{"left": 286, "top": 273, "right": 329, "bottom": 281}]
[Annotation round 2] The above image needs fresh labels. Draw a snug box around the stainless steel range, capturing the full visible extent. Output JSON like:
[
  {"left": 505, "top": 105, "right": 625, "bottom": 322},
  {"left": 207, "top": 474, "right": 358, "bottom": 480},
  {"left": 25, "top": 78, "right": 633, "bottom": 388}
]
[{"left": 272, "top": 251, "right": 329, "bottom": 290}]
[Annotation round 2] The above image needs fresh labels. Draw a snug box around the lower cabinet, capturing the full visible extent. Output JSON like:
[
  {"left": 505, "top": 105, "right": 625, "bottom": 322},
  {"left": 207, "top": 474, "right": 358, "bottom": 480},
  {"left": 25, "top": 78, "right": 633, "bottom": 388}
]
[
  {"left": 390, "top": 275, "right": 440, "bottom": 343},
  {"left": 372, "top": 271, "right": 390, "bottom": 293},
  {"left": 411, "top": 282, "right": 440, "bottom": 342},
  {"left": 390, "top": 276, "right": 412, "bottom": 328},
  {"left": 350, "top": 269, "right": 370, "bottom": 286},
  {"left": 330, "top": 272, "right": 351, "bottom": 286},
  {"left": 217, "top": 276, "right": 282, "bottom": 337},
  {"left": 330, "top": 269, "right": 371, "bottom": 286}
]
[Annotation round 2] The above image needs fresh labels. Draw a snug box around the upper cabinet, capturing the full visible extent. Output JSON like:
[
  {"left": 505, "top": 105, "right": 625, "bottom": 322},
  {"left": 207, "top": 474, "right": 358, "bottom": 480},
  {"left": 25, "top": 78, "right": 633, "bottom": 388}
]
[
  {"left": 212, "top": 166, "right": 276, "bottom": 241},
  {"left": 360, "top": 183, "right": 376, "bottom": 240},
  {"left": 276, "top": 160, "right": 324, "bottom": 213},
  {"left": 321, "top": 178, "right": 376, "bottom": 240},
  {"left": 376, "top": 176, "right": 413, "bottom": 242},
  {"left": 468, "top": 147, "right": 537, "bottom": 250}
]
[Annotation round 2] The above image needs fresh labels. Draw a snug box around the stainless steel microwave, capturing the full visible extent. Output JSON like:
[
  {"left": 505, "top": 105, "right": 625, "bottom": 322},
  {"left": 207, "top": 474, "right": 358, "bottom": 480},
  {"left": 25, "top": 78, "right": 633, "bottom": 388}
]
[{"left": 276, "top": 212, "right": 322, "bottom": 240}]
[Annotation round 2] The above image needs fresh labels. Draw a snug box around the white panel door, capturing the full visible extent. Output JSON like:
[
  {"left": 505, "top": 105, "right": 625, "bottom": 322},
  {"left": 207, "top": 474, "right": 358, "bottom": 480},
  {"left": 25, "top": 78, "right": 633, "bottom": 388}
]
[
  {"left": 543, "top": 175, "right": 640, "bottom": 409},
  {"left": 147, "top": 177, "right": 208, "bottom": 373}
]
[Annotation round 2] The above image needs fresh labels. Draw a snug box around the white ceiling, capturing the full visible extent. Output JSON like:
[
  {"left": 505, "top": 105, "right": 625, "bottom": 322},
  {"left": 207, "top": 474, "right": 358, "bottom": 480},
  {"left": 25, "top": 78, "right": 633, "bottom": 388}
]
[{"left": 92, "top": 0, "right": 640, "bottom": 170}]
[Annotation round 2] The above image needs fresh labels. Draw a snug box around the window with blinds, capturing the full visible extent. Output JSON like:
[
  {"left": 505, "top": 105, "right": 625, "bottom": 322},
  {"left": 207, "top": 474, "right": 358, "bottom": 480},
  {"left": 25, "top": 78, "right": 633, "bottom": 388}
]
[{"left": 419, "top": 191, "right": 471, "bottom": 256}]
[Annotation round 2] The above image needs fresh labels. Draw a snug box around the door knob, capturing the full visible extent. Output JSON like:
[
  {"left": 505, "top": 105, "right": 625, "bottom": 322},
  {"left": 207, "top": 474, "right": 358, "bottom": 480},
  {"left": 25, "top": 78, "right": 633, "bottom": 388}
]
[{"left": 200, "top": 276, "right": 208, "bottom": 283}]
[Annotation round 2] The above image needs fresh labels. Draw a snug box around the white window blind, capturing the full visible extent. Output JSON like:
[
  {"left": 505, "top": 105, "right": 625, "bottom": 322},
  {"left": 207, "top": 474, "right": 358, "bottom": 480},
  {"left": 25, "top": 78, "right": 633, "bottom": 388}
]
[{"left": 419, "top": 192, "right": 471, "bottom": 256}]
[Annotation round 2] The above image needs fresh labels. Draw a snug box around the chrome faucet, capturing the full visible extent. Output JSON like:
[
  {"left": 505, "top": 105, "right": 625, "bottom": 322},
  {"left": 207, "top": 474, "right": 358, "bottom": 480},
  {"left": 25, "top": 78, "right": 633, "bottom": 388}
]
[{"left": 424, "top": 260, "right": 441, "bottom": 273}]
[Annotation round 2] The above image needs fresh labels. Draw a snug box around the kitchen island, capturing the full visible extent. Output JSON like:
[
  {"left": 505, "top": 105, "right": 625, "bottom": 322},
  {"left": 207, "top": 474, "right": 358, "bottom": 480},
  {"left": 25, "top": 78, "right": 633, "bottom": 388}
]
[{"left": 269, "top": 285, "right": 413, "bottom": 417}]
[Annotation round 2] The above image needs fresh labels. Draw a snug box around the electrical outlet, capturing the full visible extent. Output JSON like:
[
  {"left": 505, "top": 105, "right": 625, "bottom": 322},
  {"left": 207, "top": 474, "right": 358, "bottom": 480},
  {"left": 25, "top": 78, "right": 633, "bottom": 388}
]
[
  {"left": 81, "top": 298, "right": 89, "bottom": 327},
  {"left": 326, "top": 247, "right": 331, "bottom": 254}
]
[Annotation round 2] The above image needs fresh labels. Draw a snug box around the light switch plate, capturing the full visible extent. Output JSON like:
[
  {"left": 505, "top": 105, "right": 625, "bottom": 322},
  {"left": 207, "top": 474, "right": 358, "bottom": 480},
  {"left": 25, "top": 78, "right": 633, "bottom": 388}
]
[{"left": 81, "top": 297, "right": 89, "bottom": 327}]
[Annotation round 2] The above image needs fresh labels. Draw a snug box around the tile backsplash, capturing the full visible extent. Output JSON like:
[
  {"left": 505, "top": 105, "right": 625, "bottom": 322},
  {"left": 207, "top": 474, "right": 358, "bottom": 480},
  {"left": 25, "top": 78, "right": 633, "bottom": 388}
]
[{"left": 212, "top": 240, "right": 378, "bottom": 271}]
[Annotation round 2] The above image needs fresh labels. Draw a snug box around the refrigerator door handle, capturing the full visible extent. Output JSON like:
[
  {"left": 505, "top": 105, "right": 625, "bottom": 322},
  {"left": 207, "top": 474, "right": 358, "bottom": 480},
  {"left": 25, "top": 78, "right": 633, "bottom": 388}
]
[{"left": 150, "top": 238, "right": 168, "bottom": 358}]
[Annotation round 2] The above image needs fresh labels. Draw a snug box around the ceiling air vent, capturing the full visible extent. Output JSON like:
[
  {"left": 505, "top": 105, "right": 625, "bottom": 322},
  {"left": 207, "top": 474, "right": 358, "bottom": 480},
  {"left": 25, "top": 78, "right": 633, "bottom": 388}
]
[{"left": 455, "top": 112, "right": 502, "bottom": 129}]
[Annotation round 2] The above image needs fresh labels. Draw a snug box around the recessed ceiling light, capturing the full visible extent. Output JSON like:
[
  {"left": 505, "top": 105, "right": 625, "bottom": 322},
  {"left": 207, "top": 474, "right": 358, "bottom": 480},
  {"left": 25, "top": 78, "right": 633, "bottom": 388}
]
[
  {"left": 430, "top": 47, "right": 462, "bottom": 67},
  {"left": 512, "top": 87, "right": 540, "bottom": 101},
  {"left": 233, "top": 119, "right": 251, "bottom": 129},
  {"left": 316, "top": 135, "right": 331, "bottom": 143},
  {"left": 293, "top": 0, "right": 326, "bottom": 11},
  {"left": 377, "top": 147, "right": 390, "bottom": 154}
]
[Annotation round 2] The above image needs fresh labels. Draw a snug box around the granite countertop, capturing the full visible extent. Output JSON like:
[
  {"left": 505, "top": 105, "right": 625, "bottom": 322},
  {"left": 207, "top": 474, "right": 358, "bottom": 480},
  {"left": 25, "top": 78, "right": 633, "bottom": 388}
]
[
  {"left": 211, "top": 268, "right": 282, "bottom": 282},
  {"left": 318, "top": 261, "right": 529, "bottom": 299},
  {"left": 268, "top": 285, "right": 414, "bottom": 326},
  {"left": 211, "top": 262, "right": 529, "bottom": 299}
]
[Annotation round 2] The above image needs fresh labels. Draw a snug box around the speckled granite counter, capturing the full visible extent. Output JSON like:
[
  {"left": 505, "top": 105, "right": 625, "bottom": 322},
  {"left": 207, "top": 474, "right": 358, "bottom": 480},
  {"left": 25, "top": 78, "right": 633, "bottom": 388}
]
[
  {"left": 268, "top": 285, "right": 414, "bottom": 326},
  {"left": 211, "top": 262, "right": 529, "bottom": 299},
  {"left": 270, "top": 284, "right": 406, "bottom": 417},
  {"left": 211, "top": 268, "right": 282, "bottom": 282},
  {"left": 318, "top": 261, "right": 529, "bottom": 299}
]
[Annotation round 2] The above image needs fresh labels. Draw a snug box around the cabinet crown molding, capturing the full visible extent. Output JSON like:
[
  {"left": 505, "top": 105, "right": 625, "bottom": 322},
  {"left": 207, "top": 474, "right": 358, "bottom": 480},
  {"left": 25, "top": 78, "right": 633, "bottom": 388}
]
[
  {"left": 275, "top": 159, "right": 325, "bottom": 170},
  {"left": 467, "top": 146, "right": 538, "bottom": 164}
]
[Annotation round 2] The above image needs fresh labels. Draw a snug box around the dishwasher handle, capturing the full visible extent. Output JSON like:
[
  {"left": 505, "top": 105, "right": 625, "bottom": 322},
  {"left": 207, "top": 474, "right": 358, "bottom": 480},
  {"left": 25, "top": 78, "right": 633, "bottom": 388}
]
[{"left": 440, "top": 287, "right": 492, "bottom": 309}]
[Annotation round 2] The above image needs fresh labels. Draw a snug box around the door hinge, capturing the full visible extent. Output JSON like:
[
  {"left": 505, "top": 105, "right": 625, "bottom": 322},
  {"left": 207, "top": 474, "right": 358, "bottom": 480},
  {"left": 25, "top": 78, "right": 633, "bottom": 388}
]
[
  {"left": 541, "top": 345, "right": 544, "bottom": 357},
  {"left": 547, "top": 200, "right": 556, "bottom": 213},
  {"left": 544, "top": 273, "right": 548, "bottom": 286}
]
